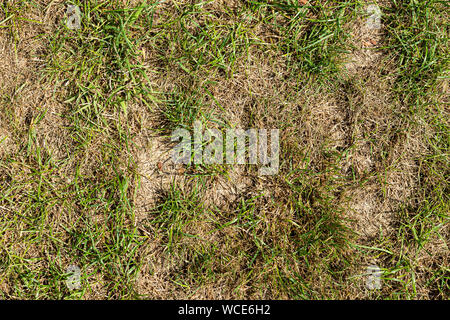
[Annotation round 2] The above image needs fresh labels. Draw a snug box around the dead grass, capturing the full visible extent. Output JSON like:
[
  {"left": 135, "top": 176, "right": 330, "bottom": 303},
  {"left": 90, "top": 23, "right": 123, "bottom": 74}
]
[{"left": 0, "top": 0, "right": 448, "bottom": 300}]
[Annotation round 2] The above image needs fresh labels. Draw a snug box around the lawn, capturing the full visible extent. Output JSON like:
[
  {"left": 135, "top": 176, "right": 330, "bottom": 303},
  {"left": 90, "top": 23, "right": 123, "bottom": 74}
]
[{"left": 0, "top": 0, "right": 448, "bottom": 299}]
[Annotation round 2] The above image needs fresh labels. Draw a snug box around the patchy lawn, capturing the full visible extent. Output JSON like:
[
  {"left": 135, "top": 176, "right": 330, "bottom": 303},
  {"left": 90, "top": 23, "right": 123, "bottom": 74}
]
[{"left": 0, "top": 0, "right": 448, "bottom": 299}]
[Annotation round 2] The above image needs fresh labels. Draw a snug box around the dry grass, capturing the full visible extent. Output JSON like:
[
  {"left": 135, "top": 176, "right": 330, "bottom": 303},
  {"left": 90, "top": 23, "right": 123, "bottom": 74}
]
[{"left": 0, "top": 0, "right": 448, "bottom": 299}]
